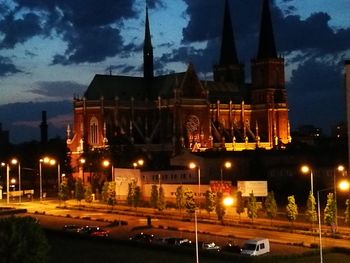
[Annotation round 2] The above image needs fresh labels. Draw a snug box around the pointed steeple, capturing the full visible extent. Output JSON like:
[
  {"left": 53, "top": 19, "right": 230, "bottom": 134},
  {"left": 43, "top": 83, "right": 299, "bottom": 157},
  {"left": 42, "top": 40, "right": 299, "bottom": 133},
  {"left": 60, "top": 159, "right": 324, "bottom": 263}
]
[
  {"left": 213, "top": 0, "right": 244, "bottom": 86},
  {"left": 143, "top": 6, "right": 154, "bottom": 79},
  {"left": 257, "top": 0, "right": 277, "bottom": 59},
  {"left": 219, "top": 0, "right": 238, "bottom": 65}
]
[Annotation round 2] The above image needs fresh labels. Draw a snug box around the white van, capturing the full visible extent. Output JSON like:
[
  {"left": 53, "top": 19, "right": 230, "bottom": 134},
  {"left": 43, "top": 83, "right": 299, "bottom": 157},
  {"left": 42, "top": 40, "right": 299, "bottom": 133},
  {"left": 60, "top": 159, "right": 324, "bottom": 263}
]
[{"left": 241, "top": 238, "right": 270, "bottom": 256}]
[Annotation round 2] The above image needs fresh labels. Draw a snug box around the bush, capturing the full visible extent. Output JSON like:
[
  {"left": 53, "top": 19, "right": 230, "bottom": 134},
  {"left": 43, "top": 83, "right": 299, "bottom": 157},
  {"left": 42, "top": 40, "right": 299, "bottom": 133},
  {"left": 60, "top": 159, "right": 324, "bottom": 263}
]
[{"left": 0, "top": 216, "right": 49, "bottom": 263}]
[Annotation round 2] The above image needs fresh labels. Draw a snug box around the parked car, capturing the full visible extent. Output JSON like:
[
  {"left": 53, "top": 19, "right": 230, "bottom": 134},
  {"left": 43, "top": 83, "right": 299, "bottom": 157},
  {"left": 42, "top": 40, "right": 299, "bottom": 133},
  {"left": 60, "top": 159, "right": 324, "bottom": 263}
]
[
  {"left": 77, "top": 226, "right": 109, "bottom": 237},
  {"left": 241, "top": 238, "right": 270, "bottom": 256},
  {"left": 222, "top": 240, "right": 242, "bottom": 254},
  {"left": 198, "top": 242, "right": 221, "bottom": 251},
  {"left": 129, "top": 232, "right": 155, "bottom": 243},
  {"left": 63, "top": 224, "right": 80, "bottom": 232}
]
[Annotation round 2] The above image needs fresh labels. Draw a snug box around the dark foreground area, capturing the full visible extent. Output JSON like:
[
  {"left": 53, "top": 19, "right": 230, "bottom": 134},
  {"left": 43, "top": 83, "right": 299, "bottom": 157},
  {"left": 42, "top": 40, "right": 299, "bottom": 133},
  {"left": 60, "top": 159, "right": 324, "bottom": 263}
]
[{"left": 46, "top": 230, "right": 350, "bottom": 263}]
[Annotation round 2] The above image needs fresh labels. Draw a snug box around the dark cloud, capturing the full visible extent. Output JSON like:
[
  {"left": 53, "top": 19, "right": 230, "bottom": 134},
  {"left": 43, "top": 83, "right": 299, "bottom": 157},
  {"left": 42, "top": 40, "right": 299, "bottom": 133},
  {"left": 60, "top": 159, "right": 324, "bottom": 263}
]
[
  {"left": 276, "top": 12, "right": 350, "bottom": 54},
  {"left": 0, "top": 12, "right": 42, "bottom": 48},
  {"left": 0, "top": 56, "right": 21, "bottom": 76},
  {"left": 287, "top": 58, "right": 345, "bottom": 131},
  {"left": 54, "top": 26, "right": 124, "bottom": 64},
  {"left": 146, "top": 0, "right": 165, "bottom": 9},
  {"left": 29, "top": 81, "right": 86, "bottom": 99},
  {"left": 5, "top": 0, "right": 139, "bottom": 64}
]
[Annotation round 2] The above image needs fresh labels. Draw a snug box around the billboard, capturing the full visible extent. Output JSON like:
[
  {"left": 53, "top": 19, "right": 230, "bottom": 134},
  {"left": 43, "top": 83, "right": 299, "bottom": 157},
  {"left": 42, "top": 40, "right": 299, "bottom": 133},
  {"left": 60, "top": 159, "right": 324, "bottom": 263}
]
[
  {"left": 210, "top": 181, "right": 232, "bottom": 194},
  {"left": 237, "top": 181, "right": 268, "bottom": 197}
]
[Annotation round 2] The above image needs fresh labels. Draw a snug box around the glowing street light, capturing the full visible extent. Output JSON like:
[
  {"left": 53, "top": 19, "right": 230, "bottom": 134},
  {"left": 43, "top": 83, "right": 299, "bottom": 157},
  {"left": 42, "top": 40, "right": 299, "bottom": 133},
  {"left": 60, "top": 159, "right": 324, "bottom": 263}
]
[
  {"left": 11, "top": 158, "right": 21, "bottom": 203},
  {"left": 301, "top": 165, "right": 314, "bottom": 195},
  {"left": 189, "top": 162, "right": 201, "bottom": 208},
  {"left": 39, "top": 157, "right": 58, "bottom": 201},
  {"left": 223, "top": 196, "right": 234, "bottom": 207}
]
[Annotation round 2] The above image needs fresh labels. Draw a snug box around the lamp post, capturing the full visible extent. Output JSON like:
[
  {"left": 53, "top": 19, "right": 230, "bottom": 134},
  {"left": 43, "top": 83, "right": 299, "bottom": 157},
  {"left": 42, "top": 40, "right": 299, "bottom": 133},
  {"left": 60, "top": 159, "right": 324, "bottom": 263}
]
[
  {"left": 11, "top": 159, "right": 21, "bottom": 203},
  {"left": 317, "top": 180, "right": 350, "bottom": 263},
  {"left": 194, "top": 209, "right": 199, "bottom": 263},
  {"left": 6, "top": 163, "right": 9, "bottom": 205},
  {"left": 301, "top": 165, "right": 314, "bottom": 195},
  {"left": 189, "top": 162, "right": 201, "bottom": 211},
  {"left": 39, "top": 157, "right": 57, "bottom": 201},
  {"left": 334, "top": 165, "right": 346, "bottom": 230},
  {"left": 80, "top": 158, "right": 86, "bottom": 184}
]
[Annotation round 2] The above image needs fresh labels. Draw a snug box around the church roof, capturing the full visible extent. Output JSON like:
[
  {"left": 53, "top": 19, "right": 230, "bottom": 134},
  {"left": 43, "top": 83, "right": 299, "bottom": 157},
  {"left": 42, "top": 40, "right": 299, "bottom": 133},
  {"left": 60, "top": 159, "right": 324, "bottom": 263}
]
[{"left": 84, "top": 73, "right": 186, "bottom": 100}]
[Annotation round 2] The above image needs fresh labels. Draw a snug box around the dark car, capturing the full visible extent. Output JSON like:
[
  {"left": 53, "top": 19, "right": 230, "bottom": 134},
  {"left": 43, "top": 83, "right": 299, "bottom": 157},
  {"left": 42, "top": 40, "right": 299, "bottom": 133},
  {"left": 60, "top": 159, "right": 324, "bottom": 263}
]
[
  {"left": 77, "top": 226, "right": 109, "bottom": 237},
  {"left": 129, "top": 232, "right": 155, "bottom": 243},
  {"left": 63, "top": 224, "right": 80, "bottom": 232},
  {"left": 222, "top": 241, "right": 242, "bottom": 254},
  {"left": 165, "top": 237, "right": 192, "bottom": 247}
]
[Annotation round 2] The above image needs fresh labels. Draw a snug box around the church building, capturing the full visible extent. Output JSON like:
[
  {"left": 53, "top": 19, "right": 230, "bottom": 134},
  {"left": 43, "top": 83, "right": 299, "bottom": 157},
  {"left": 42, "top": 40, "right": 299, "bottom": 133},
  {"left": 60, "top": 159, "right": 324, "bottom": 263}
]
[{"left": 67, "top": 0, "right": 291, "bottom": 168}]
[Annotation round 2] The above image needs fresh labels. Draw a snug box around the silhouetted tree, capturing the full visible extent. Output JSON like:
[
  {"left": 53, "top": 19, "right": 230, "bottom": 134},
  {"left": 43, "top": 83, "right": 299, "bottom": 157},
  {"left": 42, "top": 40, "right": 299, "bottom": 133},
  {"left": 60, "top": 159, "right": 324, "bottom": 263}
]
[
  {"left": 134, "top": 185, "right": 141, "bottom": 209},
  {"left": 150, "top": 184, "right": 158, "bottom": 209},
  {"left": 58, "top": 180, "right": 69, "bottom": 203},
  {"left": 247, "top": 192, "right": 258, "bottom": 223},
  {"left": 324, "top": 192, "right": 336, "bottom": 232},
  {"left": 75, "top": 178, "right": 85, "bottom": 204},
  {"left": 184, "top": 189, "right": 196, "bottom": 215},
  {"left": 204, "top": 189, "right": 215, "bottom": 215},
  {"left": 176, "top": 185, "right": 185, "bottom": 213},
  {"left": 215, "top": 191, "right": 226, "bottom": 223},
  {"left": 305, "top": 191, "right": 317, "bottom": 228},
  {"left": 236, "top": 191, "right": 245, "bottom": 222},
  {"left": 157, "top": 186, "right": 166, "bottom": 211},
  {"left": 286, "top": 195, "right": 298, "bottom": 227},
  {"left": 0, "top": 216, "right": 49, "bottom": 263},
  {"left": 84, "top": 183, "right": 93, "bottom": 203},
  {"left": 265, "top": 191, "right": 277, "bottom": 225}
]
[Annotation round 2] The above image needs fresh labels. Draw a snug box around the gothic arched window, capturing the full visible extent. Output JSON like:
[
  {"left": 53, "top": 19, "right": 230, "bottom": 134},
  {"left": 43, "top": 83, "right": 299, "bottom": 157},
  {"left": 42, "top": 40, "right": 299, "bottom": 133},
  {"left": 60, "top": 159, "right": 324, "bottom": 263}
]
[{"left": 89, "top": 117, "right": 99, "bottom": 145}]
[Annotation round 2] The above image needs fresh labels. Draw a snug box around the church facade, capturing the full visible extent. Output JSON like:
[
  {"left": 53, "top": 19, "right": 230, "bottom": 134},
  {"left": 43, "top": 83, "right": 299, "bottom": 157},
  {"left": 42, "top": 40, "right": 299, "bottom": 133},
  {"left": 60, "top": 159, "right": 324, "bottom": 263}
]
[{"left": 67, "top": 0, "right": 291, "bottom": 168}]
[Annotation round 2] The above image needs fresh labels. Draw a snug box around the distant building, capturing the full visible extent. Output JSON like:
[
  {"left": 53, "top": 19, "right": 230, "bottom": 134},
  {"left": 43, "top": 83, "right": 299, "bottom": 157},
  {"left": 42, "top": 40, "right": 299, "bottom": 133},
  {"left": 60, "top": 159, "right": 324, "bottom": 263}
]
[{"left": 67, "top": 0, "right": 291, "bottom": 170}]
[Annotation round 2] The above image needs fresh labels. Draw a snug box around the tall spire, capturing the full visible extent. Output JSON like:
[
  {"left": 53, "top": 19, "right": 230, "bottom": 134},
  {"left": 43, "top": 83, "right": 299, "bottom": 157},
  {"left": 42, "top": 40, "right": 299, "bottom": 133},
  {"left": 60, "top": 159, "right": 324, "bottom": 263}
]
[
  {"left": 219, "top": 0, "right": 238, "bottom": 65},
  {"left": 143, "top": 6, "right": 154, "bottom": 79},
  {"left": 257, "top": 0, "right": 277, "bottom": 59}
]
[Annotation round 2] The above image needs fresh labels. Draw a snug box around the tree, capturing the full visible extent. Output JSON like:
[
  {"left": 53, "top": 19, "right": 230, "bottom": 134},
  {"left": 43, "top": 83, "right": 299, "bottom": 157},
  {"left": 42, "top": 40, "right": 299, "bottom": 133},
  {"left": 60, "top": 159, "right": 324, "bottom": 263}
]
[
  {"left": 106, "top": 182, "right": 117, "bottom": 208},
  {"left": 215, "top": 191, "right": 226, "bottom": 223},
  {"left": 150, "top": 184, "right": 158, "bottom": 209},
  {"left": 305, "top": 191, "right": 317, "bottom": 227},
  {"left": 58, "top": 180, "right": 69, "bottom": 203},
  {"left": 157, "top": 186, "right": 166, "bottom": 211},
  {"left": 175, "top": 186, "right": 186, "bottom": 213},
  {"left": 345, "top": 199, "right": 350, "bottom": 225},
  {"left": 265, "top": 191, "right": 277, "bottom": 224},
  {"left": 204, "top": 189, "right": 215, "bottom": 215},
  {"left": 247, "top": 192, "right": 258, "bottom": 223},
  {"left": 127, "top": 181, "right": 136, "bottom": 207},
  {"left": 286, "top": 195, "right": 298, "bottom": 226},
  {"left": 134, "top": 186, "right": 141, "bottom": 209},
  {"left": 324, "top": 192, "right": 336, "bottom": 229},
  {"left": 0, "top": 216, "right": 49, "bottom": 263},
  {"left": 101, "top": 181, "right": 110, "bottom": 203},
  {"left": 75, "top": 178, "right": 85, "bottom": 204},
  {"left": 236, "top": 191, "right": 245, "bottom": 222},
  {"left": 184, "top": 189, "right": 196, "bottom": 215},
  {"left": 84, "top": 183, "right": 93, "bottom": 203}
]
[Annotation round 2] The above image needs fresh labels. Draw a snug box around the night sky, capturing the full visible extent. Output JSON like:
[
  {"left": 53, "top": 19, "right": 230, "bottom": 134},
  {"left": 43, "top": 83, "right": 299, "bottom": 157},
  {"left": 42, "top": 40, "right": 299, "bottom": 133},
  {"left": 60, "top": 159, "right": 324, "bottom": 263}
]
[{"left": 0, "top": 0, "right": 349, "bottom": 143}]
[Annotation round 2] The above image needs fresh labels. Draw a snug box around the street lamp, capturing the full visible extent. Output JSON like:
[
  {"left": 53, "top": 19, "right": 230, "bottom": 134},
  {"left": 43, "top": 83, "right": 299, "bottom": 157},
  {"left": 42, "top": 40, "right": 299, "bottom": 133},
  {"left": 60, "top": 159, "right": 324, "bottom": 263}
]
[
  {"left": 39, "top": 157, "right": 57, "bottom": 201},
  {"left": 11, "top": 159, "right": 21, "bottom": 203},
  {"left": 80, "top": 158, "right": 86, "bottom": 184},
  {"left": 317, "top": 179, "right": 350, "bottom": 263},
  {"left": 334, "top": 165, "right": 347, "bottom": 230},
  {"left": 189, "top": 162, "right": 201, "bottom": 211},
  {"left": 102, "top": 160, "right": 115, "bottom": 181},
  {"left": 301, "top": 165, "right": 314, "bottom": 195}
]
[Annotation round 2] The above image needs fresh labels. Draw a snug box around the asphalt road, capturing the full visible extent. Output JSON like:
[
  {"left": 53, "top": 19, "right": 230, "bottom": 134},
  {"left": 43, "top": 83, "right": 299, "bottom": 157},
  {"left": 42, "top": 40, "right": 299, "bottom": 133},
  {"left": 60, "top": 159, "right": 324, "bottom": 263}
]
[{"left": 6, "top": 200, "right": 350, "bottom": 254}]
